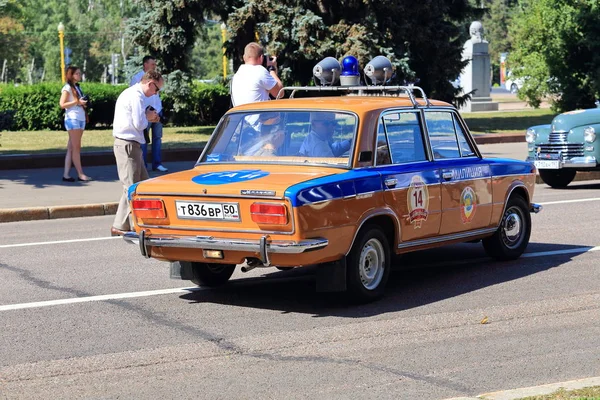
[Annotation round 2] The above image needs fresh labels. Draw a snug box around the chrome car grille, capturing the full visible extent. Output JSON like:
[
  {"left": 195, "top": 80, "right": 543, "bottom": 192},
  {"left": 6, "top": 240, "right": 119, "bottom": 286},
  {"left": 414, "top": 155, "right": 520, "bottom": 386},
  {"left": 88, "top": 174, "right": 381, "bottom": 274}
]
[
  {"left": 536, "top": 132, "right": 584, "bottom": 159},
  {"left": 548, "top": 132, "right": 568, "bottom": 143}
]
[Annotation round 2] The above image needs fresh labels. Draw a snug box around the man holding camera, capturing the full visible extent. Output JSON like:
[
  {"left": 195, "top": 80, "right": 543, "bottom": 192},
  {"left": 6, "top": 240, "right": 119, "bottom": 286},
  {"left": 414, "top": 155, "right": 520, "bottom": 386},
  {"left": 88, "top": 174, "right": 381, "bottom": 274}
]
[
  {"left": 231, "top": 42, "right": 283, "bottom": 107},
  {"left": 130, "top": 55, "right": 168, "bottom": 172},
  {"left": 111, "top": 71, "right": 163, "bottom": 237}
]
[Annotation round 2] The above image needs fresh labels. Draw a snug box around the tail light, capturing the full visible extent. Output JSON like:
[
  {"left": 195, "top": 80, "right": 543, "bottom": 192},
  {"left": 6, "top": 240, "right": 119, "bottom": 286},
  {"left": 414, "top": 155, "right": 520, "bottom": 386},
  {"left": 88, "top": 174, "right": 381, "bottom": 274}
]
[
  {"left": 250, "top": 203, "right": 288, "bottom": 225},
  {"left": 132, "top": 199, "right": 166, "bottom": 219}
]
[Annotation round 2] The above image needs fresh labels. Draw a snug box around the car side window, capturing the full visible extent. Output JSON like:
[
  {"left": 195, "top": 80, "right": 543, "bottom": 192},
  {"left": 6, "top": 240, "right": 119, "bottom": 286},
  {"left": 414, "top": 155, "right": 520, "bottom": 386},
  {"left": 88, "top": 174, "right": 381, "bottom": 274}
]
[
  {"left": 453, "top": 115, "right": 476, "bottom": 157},
  {"left": 425, "top": 111, "right": 461, "bottom": 159},
  {"left": 376, "top": 111, "right": 427, "bottom": 166}
]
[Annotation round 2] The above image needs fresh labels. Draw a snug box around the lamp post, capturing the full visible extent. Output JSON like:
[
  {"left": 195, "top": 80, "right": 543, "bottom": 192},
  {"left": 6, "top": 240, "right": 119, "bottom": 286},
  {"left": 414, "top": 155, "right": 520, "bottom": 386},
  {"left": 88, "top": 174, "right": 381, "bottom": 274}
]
[
  {"left": 58, "top": 22, "right": 65, "bottom": 83},
  {"left": 221, "top": 22, "right": 227, "bottom": 80}
]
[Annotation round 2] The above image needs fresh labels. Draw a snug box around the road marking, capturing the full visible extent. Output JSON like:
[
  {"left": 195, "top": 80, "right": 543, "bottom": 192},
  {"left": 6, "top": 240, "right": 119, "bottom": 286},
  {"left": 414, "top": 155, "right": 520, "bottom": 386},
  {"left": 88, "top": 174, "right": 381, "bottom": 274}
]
[
  {"left": 0, "top": 236, "right": 121, "bottom": 249},
  {"left": 0, "top": 287, "right": 199, "bottom": 311},
  {"left": 1, "top": 246, "right": 598, "bottom": 312},
  {"left": 539, "top": 197, "right": 600, "bottom": 206}
]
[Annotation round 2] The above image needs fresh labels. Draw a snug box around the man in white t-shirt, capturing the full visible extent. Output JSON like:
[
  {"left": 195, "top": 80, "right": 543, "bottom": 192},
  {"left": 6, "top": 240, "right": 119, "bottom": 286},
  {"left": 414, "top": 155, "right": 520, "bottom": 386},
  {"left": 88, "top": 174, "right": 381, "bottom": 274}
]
[
  {"left": 231, "top": 42, "right": 283, "bottom": 107},
  {"left": 130, "top": 55, "right": 168, "bottom": 172}
]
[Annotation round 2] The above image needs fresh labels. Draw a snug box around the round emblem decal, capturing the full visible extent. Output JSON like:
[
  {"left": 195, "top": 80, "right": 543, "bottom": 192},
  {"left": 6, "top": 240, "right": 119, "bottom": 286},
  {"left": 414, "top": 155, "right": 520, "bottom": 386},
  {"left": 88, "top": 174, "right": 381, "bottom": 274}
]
[
  {"left": 192, "top": 170, "right": 269, "bottom": 185},
  {"left": 460, "top": 186, "right": 477, "bottom": 223}
]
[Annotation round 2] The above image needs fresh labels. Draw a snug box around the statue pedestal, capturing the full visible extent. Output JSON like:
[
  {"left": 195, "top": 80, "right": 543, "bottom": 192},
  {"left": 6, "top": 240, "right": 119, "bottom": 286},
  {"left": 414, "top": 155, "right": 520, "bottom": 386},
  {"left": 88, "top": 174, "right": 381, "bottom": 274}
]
[{"left": 460, "top": 97, "right": 499, "bottom": 112}]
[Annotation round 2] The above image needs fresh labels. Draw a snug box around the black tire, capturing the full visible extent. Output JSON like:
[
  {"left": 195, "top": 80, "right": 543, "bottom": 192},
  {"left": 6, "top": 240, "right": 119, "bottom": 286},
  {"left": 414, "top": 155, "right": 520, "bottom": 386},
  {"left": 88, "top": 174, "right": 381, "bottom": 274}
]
[
  {"left": 482, "top": 195, "right": 531, "bottom": 261},
  {"left": 539, "top": 169, "right": 576, "bottom": 188},
  {"left": 510, "top": 83, "right": 518, "bottom": 94},
  {"left": 346, "top": 225, "right": 391, "bottom": 302},
  {"left": 190, "top": 262, "right": 236, "bottom": 287},
  {"left": 276, "top": 266, "right": 294, "bottom": 271}
]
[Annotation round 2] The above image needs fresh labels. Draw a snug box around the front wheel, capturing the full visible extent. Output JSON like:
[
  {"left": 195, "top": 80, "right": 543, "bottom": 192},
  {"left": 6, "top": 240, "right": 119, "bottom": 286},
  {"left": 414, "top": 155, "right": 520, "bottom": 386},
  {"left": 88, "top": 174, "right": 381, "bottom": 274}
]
[
  {"left": 482, "top": 195, "right": 531, "bottom": 260},
  {"left": 190, "top": 262, "right": 236, "bottom": 287},
  {"left": 510, "top": 83, "right": 518, "bottom": 94},
  {"left": 539, "top": 169, "right": 576, "bottom": 188},
  {"left": 346, "top": 225, "right": 391, "bottom": 302}
]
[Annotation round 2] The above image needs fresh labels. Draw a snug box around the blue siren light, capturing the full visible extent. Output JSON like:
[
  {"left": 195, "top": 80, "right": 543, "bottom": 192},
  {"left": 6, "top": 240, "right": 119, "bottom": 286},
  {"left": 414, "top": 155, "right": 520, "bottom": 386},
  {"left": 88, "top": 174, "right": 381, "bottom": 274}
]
[
  {"left": 340, "top": 55, "right": 360, "bottom": 86},
  {"left": 341, "top": 55, "right": 359, "bottom": 76}
]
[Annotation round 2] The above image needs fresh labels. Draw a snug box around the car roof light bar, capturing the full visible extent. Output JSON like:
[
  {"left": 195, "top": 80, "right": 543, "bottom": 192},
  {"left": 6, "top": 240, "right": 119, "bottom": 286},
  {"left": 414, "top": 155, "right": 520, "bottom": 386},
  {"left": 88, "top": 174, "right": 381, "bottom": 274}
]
[{"left": 277, "top": 85, "right": 431, "bottom": 108}]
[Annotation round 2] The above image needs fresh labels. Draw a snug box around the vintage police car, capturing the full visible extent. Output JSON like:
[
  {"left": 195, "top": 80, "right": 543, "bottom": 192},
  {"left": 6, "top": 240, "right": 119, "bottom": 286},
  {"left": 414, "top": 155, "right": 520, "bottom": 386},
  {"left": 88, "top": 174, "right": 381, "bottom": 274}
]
[
  {"left": 527, "top": 107, "right": 600, "bottom": 188},
  {"left": 124, "top": 56, "right": 541, "bottom": 302}
]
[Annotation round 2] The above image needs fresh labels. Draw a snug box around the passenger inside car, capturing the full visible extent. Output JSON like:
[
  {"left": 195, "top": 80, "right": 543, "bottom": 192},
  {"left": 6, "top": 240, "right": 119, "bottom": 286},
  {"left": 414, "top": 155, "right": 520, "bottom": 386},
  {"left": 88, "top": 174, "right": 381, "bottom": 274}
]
[{"left": 244, "top": 112, "right": 286, "bottom": 156}]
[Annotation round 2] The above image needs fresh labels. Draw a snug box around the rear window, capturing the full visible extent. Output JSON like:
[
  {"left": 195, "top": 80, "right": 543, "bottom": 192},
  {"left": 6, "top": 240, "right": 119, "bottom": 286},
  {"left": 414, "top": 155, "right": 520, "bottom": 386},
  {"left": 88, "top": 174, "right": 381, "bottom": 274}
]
[{"left": 199, "top": 111, "right": 357, "bottom": 167}]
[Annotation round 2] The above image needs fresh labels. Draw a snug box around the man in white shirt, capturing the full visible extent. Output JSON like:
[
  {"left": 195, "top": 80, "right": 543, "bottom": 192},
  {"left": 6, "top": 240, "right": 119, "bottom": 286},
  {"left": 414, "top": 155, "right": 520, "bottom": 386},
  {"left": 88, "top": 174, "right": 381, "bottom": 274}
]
[
  {"left": 231, "top": 42, "right": 283, "bottom": 107},
  {"left": 130, "top": 56, "right": 168, "bottom": 172},
  {"left": 111, "top": 70, "right": 163, "bottom": 236}
]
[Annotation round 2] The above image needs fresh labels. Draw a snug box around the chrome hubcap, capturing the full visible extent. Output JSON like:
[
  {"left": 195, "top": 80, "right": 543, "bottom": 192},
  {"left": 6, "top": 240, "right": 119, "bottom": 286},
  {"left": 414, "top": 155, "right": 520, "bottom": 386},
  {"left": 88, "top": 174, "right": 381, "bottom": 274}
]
[
  {"left": 359, "top": 238, "right": 385, "bottom": 290},
  {"left": 502, "top": 207, "right": 523, "bottom": 248}
]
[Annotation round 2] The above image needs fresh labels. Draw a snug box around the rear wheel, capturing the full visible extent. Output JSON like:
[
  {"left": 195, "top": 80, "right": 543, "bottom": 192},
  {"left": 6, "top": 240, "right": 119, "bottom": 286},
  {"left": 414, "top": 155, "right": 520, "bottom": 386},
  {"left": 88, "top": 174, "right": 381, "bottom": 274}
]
[
  {"left": 190, "top": 262, "right": 236, "bottom": 287},
  {"left": 539, "top": 169, "right": 576, "bottom": 188},
  {"left": 346, "top": 225, "right": 391, "bottom": 302},
  {"left": 510, "top": 83, "right": 518, "bottom": 94},
  {"left": 482, "top": 195, "right": 531, "bottom": 260}
]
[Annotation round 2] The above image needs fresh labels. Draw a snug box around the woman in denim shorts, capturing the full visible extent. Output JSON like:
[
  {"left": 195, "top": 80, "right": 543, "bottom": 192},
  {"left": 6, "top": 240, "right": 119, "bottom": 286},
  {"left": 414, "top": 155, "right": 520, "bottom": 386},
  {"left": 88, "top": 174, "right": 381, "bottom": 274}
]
[{"left": 59, "top": 66, "right": 91, "bottom": 182}]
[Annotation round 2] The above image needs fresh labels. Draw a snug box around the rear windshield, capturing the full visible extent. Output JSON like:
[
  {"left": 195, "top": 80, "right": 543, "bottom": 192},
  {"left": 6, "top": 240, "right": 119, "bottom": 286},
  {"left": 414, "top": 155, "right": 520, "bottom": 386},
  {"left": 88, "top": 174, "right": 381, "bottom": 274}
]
[{"left": 198, "top": 111, "right": 357, "bottom": 167}]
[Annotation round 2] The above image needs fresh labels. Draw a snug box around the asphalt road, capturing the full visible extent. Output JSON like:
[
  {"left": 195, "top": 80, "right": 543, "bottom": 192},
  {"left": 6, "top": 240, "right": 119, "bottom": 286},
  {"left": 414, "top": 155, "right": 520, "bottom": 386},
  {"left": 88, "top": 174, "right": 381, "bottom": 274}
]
[{"left": 1, "top": 181, "right": 600, "bottom": 399}]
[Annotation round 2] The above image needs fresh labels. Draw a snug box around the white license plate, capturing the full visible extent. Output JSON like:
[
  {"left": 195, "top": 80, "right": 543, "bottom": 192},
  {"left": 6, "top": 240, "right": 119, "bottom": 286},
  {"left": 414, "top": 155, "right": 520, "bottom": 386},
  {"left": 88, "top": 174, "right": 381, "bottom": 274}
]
[
  {"left": 534, "top": 160, "right": 561, "bottom": 169},
  {"left": 176, "top": 201, "right": 240, "bottom": 221}
]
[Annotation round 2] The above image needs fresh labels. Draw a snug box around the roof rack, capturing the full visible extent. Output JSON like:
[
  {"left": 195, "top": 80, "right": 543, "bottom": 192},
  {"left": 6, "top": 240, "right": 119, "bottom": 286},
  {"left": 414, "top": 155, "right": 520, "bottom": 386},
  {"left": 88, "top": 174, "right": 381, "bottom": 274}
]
[{"left": 277, "top": 85, "right": 431, "bottom": 108}]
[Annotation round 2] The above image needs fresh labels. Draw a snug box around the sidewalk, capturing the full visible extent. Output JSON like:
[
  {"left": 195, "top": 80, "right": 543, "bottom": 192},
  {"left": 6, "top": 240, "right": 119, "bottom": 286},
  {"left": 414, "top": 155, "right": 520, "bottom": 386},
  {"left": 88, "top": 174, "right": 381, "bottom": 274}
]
[
  {"left": 1, "top": 135, "right": 599, "bottom": 224},
  {"left": 0, "top": 161, "right": 194, "bottom": 223}
]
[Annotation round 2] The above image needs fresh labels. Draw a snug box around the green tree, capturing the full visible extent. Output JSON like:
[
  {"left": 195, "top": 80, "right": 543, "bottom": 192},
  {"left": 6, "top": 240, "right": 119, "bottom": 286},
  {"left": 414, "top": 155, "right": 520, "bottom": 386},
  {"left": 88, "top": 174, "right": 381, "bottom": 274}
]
[
  {"left": 222, "top": 0, "right": 480, "bottom": 102},
  {"left": 509, "top": 0, "right": 600, "bottom": 111},
  {"left": 190, "top": 22, "right": 228, "bottom": 81},
  {"left": 481, "top": 0, "right": 517, "bottom": 85},
  {"left": 0, "top": 0, "right": 29, "bottom": 83}
]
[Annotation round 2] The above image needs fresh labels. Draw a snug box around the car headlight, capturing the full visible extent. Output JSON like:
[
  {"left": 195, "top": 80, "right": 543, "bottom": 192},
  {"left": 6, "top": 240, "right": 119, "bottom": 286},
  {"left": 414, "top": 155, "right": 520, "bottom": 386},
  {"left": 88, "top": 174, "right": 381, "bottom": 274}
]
[
  {"left": 584, "top": 126, "right": 596, "bottom": 143},
  {"left": 526, "top": 128, "right": 537, "bottom": 144}
]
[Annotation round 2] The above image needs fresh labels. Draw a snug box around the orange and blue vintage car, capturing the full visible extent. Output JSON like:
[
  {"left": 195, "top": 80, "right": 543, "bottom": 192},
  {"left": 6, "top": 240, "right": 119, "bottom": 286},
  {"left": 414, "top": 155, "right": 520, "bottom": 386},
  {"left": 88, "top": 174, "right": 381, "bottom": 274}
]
[{"left": 123, "top": 57, "right": 541, "bottom": 302}]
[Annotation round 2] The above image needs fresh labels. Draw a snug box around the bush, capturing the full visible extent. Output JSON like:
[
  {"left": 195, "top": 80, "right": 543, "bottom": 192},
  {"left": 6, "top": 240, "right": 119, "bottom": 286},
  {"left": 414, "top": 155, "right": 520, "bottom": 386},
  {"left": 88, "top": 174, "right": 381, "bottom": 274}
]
[{"left": 0, "top": 82, "right": 231, "bottom": 131}]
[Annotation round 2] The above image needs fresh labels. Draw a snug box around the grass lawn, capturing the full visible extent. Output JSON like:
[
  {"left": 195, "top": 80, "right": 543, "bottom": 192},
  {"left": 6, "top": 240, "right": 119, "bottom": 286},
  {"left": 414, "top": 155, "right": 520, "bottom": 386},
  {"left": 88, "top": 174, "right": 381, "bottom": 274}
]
[
  {"left": 463, "top": 108, "right": 556, "bottom": 135},
  {"left": 0, "top": 126, "right": 214, "bottom": 155},
  {"left": 514, "top": 385, "right": 600, "bottom": 400},
  {"left": 0, "top": 109, "right": 556, "bottom": 155}
]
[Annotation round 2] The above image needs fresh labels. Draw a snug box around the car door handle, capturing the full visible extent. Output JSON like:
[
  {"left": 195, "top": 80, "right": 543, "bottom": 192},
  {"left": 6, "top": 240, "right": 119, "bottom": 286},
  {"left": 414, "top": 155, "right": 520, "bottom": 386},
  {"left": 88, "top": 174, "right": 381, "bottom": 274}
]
[
  {"left": 442, "top": 172, "right": 453, "bottom": 181},
  {"left": 384, "top": 178, "right": 397, "bottom": 188}
]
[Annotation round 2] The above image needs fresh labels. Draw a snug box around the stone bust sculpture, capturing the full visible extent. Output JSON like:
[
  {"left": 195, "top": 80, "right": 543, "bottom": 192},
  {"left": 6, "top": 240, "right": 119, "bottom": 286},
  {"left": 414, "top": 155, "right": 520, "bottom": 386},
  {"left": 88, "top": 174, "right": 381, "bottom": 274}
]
[{"left": 468, "top": 21, "right": 486, "bottom": 44}]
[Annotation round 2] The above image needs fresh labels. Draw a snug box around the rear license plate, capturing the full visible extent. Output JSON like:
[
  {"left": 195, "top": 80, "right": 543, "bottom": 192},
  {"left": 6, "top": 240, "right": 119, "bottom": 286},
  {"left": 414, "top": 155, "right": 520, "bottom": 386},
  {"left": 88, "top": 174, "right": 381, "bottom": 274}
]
[
  {"left": 176, "top": 201, "right": 240, "bottom": 221},
  {"left": 534, "top": 160, "right": 561, "bottom": 169}
]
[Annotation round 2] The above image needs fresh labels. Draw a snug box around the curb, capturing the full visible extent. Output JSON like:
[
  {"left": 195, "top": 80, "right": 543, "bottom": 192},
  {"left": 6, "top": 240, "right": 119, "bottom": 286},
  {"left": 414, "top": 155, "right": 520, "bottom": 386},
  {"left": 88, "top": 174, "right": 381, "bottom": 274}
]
[
  {"left": 473, "top": 376, "right": 600, "bottom": 400},
  {"left": 0, "top": 202, "right": 118, "bottom": 223},
  {"left": 536, "top": 169, "right": 600, "bottom": 184}
]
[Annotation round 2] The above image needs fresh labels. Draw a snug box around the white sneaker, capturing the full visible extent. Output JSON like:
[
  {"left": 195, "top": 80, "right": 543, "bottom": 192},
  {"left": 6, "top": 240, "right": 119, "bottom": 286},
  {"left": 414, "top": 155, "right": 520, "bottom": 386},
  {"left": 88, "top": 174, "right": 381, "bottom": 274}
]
[{"left": 154, "top": 165, "right": 168, "bottom": 172}]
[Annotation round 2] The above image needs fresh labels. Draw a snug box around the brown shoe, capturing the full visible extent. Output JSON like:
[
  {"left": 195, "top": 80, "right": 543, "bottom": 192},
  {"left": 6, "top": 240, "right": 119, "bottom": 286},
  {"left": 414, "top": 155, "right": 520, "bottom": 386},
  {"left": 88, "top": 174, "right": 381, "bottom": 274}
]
[{"left": 110, "top": 227, "right": 128, "bottom": 237}]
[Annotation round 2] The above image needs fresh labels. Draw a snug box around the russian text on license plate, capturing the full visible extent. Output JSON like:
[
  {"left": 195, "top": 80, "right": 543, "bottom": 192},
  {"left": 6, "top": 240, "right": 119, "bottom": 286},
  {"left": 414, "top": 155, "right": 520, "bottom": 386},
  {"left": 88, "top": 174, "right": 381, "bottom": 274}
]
[
  {"left": 176, "top": 201, "right": 240, "bottom": 221},
  {"left": 534, "top": 160, "right": 561, "bottom": 169}
]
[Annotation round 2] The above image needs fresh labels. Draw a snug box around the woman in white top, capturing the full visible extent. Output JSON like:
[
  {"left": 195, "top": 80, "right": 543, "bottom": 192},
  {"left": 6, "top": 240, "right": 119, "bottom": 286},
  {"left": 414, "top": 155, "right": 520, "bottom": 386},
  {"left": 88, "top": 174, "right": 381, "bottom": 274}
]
[{"left": 59, "top": 66, "right": 91, "bottom": 182}]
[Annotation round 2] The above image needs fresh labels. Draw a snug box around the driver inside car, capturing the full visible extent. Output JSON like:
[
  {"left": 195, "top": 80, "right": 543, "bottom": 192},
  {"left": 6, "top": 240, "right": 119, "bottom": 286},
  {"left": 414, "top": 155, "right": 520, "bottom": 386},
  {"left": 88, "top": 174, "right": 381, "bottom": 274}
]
[{"left": 298, "top": 112, "right": 351, "bottom": 157}]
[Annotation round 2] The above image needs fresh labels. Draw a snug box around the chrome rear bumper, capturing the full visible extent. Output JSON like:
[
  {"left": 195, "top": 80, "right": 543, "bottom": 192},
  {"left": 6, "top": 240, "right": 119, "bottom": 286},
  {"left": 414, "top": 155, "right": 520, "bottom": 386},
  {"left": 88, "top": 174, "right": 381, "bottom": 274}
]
[{"left": 123, "top": 231, "right": 329, "bottom": 265}]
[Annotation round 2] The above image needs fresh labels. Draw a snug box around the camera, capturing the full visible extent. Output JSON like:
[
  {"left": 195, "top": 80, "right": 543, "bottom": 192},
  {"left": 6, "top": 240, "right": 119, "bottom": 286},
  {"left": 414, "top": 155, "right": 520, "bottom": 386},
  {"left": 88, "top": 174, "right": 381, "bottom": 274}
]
[
  {"left": 80, "top": 95, "right": 89, "bottom": 102},
  {"left": 146, "top": 106, "right": 156, "bottom": 112},
  {"left": 262, "top": 54, "right": 275, "bottom": 69}
]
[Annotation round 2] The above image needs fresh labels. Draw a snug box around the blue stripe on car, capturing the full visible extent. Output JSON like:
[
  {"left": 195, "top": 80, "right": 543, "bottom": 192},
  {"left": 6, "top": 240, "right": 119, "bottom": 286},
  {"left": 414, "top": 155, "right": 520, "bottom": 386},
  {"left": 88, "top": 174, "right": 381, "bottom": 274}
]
[
  {"left": 285, "top": 158, "right": 534, "bottom": 207},
  {"left": 127, "top": 182, "right": 141, "bottom": 201}
]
